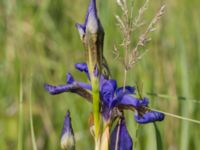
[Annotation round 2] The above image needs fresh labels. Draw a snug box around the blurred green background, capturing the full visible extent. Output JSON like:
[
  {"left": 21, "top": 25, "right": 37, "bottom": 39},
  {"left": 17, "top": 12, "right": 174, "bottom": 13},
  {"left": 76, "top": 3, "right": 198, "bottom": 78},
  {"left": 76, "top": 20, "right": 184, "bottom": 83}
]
[{"left": 1, "top": 0, "right": 200, "bottom": 149}]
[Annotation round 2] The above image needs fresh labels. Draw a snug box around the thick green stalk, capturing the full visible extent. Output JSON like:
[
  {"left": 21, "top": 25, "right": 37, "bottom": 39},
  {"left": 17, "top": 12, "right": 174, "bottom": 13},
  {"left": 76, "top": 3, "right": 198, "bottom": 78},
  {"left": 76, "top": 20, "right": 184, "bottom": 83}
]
[
  {"left": 91, "top": 76, "right": 100, "bottom": 138},
  {"left": 85, "top": 31, "right": 102, "bottom": 141}
]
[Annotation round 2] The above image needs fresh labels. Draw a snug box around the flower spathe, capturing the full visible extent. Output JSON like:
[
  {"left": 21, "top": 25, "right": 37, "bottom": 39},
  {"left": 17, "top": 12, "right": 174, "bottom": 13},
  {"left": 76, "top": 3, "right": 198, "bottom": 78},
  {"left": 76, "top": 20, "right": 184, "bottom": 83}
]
[{"left": 75, "top": 0, "right": 100, "bottom": 39}]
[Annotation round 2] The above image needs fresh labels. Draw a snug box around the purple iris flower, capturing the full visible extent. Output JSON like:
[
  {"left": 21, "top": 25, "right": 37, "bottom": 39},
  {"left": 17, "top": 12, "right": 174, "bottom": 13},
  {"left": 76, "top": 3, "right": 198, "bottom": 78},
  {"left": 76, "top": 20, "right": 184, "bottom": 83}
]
[
  {"left": 45, "top": 62, "right": 164, "bottom": 124},
  {"left": 99, "top": 75, "right": 138, "bottom": 121},
  {"left": 110, "top": 117, "right": 133, "bottom": 150},
  {"left": 61, "top": 111, "right": 75, "bottom": 150},
  {"left": 75, "top": 0, "right": 100, "bottom": 39}
]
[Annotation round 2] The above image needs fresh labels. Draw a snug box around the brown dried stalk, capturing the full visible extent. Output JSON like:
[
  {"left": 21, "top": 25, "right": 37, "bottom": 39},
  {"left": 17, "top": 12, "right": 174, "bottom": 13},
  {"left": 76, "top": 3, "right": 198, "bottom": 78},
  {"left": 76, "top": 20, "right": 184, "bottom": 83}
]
[{"left": 114, "top": 0, "right": 165, "bottom": 70}]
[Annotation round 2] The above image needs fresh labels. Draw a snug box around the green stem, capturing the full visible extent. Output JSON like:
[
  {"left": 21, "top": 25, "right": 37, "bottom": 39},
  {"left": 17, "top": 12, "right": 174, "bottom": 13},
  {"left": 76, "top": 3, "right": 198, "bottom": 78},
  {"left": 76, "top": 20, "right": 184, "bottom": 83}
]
[
  {"left": 87, "top": 38, "right": 101, "bottom": 140},
  {"left": 91, "top": 76, "right": 100, "bottom": 138}
]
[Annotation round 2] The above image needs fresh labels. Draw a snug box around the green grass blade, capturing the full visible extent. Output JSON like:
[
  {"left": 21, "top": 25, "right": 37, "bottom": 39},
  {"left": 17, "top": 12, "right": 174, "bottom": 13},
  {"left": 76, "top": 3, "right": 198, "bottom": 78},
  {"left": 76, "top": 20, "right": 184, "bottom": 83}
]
[
  {"left": 18, "top": 73, "right": 23, "bottom": 150},
  {"left": 153, "top": 123, "right": 163, "bottom": 150},
  {"left": 179, "top": 38, "right": 191, "bottom": 150},
  {"left": 29, "top": 73, "right": 37, "bottom": 150}
]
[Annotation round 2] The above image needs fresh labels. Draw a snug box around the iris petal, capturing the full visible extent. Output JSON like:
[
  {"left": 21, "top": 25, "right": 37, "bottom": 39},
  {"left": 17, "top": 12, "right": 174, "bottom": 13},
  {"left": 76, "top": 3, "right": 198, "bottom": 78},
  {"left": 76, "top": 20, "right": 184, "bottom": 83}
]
[
  {"left": 77, "top": 82, "right": 92, "bottom": 90},
  {"left": 44, "top": 84, "right": 74, "bottom": 95},
  {"left": 66, "top": 73, "right": 74, "bottom": 84},
  {"left": 75, "top": 63, "right": 90, "bottom": 79},
  {"left": 138, "top": 97, "right": 149, "bottom": 106},
  {"left": 100, "top": 79, "right": 117, "bottom": 105},
  {"left": 110, "top": 117, "right": 133, "bottom": 150},
  {"left": 115, "top": 95, "right": 140, "bottom": 108},
  {"left": 134, "top": 111, "right": 165, "bottom": 124},
  {"left": 116, "top": 86, "right": 135, "bottom": 96}
]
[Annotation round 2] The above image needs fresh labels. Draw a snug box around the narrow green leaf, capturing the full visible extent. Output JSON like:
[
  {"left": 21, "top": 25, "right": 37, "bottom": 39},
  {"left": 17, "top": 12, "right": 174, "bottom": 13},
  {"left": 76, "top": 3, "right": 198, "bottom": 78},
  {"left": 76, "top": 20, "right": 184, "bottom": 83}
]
[
  {"left": 29, "top": 73, "right": 37, "bottom": 150},
  {"left": 18, "top": 73, "right": 23, "bottom": 150},
  {"left": 153, "top": 123, "right": 163, "bottom": 150}
]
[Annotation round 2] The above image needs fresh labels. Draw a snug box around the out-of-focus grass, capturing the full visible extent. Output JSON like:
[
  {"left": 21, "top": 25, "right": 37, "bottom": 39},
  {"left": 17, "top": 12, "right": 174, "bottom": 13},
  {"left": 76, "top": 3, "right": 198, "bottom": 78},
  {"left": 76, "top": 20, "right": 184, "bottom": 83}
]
[{"left": 1, "top": 0, "right": 200, "bottom": 149}]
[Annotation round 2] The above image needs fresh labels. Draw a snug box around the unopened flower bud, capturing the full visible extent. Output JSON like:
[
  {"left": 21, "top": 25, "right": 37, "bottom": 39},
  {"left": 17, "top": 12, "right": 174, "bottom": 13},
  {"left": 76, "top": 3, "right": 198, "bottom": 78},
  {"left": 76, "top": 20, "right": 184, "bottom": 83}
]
[{"left": 61, "top": 111, "right": 75, "bottom": 150}]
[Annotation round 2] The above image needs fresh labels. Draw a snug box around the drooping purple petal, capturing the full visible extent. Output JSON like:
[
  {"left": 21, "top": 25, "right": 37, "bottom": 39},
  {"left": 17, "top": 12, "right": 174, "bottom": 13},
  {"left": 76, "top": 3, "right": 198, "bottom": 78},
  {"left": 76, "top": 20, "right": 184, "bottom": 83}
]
[
  {"left": 134, "top": 111, "right": 165, "bottom": 124},
  {"left": 138, "top": 97, "right": 149, "bottom": 106},
  {"left": 113, "top": 95, "right": 150, "bottom": 109},
  {"left": 44, "top": 84, "right": 74, "bottom": 95},
  {"left": 44, "top": 81, "right": 91, "bottom": 95},
  {"left": 100, "top": 78, "right": 118, "bottom": 121},
  {"left": 67, "top": 72, "right": 91, "bottom": 90},
  {"left": 77, "top": 82, "right": 92, "bottom": 90},
  {"left": 61, "top": 111, "right": 75, "bottom": 150},
  {"left": 75, "top": 63, "right": 90, "bottom": 79},
  {"left": 115, "top": 95, "right": 140, "bottom": 108},
  {"left": 100, "top": 79, "right": 117, "bottom": 106},
  {"left": 66, "top": 73, "right": 74, "bottom": 84},
  {"left": 110, "top": 117, "right": 133, "bottom": 150}
]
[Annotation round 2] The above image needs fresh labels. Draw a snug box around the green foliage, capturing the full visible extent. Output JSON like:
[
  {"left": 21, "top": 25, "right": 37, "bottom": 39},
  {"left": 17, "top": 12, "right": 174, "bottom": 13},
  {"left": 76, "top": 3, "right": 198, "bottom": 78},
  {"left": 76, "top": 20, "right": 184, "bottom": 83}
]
[
  {"left": 154, "top": 123, "right": 163, "bottom": 150},
  {"left": 1, "top": 0, "right": 200, "bottom": 149}
]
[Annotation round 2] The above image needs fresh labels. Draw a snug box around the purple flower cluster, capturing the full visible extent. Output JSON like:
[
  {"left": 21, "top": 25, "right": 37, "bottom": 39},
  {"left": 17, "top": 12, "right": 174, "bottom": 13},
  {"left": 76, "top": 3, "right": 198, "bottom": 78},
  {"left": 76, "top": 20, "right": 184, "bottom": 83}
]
[
  {"left": 45, "top": 63, "right": 164, "bottom": 150},
  {"left": 45, "top": 63, "right": 164, "bottom": 124}
]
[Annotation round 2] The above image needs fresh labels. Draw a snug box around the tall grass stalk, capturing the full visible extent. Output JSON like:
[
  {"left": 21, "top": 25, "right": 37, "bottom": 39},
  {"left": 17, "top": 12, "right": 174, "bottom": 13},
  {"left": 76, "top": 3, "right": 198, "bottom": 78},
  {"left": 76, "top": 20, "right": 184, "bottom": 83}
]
[
  {"left": 18, "top": 73, "right": 23, "bottom": 150},
  {"left": 147, "top": 92, "right": 200, "bottom": 104},
  {"left": 150, "top": 108, "right": 200, "bottom": 125},
  {"left": 29, "top": 73, "right": 37, "bottom": 150},
  {"left": 153, "top": 123, "right": 163, "bottom": 150},
  {"left": 179, "top": 39, "right": 191, "bottom": 150}
]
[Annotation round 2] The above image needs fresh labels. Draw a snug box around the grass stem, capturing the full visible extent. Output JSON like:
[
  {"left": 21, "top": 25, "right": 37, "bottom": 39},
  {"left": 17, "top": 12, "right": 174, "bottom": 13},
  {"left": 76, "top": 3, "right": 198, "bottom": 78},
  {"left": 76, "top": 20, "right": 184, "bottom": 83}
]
[{"left": 18, "top": 73, "right": 23, "bottom": 150}]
